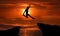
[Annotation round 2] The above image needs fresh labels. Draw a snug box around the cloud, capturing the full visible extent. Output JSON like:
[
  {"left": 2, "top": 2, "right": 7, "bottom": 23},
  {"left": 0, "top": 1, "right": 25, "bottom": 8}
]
[
  {"left": 0, "top": 23, "right": 14, "bottom": 30},
  {"left": 0, "top": 0, "right": 60, "bottom": 25}
]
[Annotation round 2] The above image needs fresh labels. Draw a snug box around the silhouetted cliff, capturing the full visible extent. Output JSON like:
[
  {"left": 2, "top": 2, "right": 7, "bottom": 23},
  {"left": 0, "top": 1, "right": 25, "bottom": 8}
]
[
  {"left": 0, "top": 26, "right": 20, "bottom": 36},
  {"left": 37, "top": 23, "right": 60, "bottom": 36}
]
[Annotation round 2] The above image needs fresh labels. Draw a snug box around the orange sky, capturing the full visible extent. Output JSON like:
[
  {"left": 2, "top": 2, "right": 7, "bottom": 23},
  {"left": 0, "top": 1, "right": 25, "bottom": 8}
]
[{"left": 0, "top": 0, "right": 60, "bottom": 25}]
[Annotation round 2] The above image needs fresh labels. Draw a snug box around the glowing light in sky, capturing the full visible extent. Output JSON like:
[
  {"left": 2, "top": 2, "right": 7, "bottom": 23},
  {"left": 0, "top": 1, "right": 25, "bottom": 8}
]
[
  {"left": 20, "top": 4, "right": 29, "bottom": 7},
  {"left": 21, "top": 4, "right": 32, "bottom": 16},
  {"left": 21, "top": 9, "right": 31, "bottom": 15}
]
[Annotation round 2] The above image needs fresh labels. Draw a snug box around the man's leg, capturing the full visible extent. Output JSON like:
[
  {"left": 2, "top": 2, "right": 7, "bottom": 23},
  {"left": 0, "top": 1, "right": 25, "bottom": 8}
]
[
  {"left": 28, "top": 14, "right": 35, "bottom": 19},
  {"left": 25, "top": 11, "right": 29, "bottom": 18}
]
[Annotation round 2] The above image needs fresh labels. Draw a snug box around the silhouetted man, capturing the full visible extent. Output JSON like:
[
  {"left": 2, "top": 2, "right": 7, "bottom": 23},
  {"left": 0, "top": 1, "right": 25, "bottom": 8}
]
[
  {"left": 23, "top": 5, "right": 35, "bottom": 19},
  {"left": 23, "top": 5, "right": 30, "bottom": 18}
]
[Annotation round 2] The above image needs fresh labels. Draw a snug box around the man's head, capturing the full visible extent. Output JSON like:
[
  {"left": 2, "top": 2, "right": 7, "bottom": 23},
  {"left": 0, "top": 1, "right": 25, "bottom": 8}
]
[{"left": 27, "top": 5, "right": 30, "bottom": 9}]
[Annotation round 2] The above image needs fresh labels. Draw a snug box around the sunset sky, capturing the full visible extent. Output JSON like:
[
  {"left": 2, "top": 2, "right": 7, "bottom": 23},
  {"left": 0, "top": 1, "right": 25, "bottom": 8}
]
[{"left": 0, "top": 0, "right": 60, "bottom": 25}]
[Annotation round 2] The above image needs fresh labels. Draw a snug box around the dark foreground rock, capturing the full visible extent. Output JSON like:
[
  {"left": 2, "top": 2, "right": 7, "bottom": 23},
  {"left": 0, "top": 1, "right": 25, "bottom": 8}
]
[
  {"left": 37, "top": 23, "right": 60, "bottom": 36},
  {"left": 0, "top": 26, "right": 20, "bottom": 36}
]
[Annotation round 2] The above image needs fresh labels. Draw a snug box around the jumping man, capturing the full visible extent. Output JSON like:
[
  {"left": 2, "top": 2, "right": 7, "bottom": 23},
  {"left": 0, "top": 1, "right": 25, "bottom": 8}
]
[{"left": 23, "top": 5, "right": 35, "bottom": 19}]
